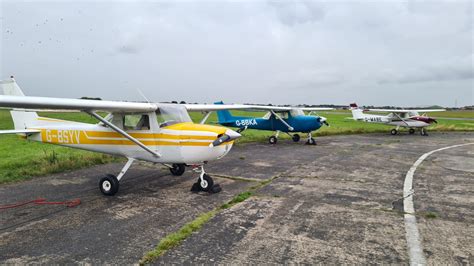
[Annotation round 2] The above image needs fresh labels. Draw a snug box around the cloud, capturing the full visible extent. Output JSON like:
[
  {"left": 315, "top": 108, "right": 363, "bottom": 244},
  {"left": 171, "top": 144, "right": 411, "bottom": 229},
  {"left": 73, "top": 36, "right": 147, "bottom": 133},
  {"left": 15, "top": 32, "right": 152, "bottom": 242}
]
[
  {"left": 1, "top": 1, "right": 472, "bottom": 107},
  {"left": 377, "top": 54, "right": 474, "bottom": 84},
  {"left": 269, "top": 1, "right": 326, "bottom": 26},
  {"left": 117, "top": 44, "right": 140, "bottom": 54}
]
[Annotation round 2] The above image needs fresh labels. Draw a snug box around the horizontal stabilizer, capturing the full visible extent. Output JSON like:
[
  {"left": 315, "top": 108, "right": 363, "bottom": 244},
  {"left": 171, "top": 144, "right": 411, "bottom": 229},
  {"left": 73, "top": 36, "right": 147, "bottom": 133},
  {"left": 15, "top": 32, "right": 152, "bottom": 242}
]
[{"left": 0, "top": 129, "right": 41, "bottom": 134}]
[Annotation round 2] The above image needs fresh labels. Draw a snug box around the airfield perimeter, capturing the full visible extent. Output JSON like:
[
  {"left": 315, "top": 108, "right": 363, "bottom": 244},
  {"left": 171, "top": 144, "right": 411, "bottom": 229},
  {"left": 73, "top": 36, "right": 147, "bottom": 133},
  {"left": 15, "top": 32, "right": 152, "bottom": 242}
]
[{"left": 1, "top": 132, "right": 473, "bottom": 264}]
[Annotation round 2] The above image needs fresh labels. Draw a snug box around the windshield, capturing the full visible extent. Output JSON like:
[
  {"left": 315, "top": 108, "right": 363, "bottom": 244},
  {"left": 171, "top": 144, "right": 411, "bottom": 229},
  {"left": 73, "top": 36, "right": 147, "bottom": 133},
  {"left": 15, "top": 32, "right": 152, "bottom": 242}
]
[
  {"left": 262, "top": 112, "right": 271, "bottom": 120},
  {"left": 157, "top": 104, "right": 192, "bottom": 127},
  {"left": 290, "top": 109, "right": 305, "bottom": 117}
]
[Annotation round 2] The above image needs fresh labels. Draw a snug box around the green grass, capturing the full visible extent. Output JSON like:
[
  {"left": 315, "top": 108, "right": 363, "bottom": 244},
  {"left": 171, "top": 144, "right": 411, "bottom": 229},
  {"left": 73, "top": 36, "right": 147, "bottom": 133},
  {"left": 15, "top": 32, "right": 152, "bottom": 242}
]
[
  {"left": 219, "top": 191, "right": 253, "bottom": 210},
  {"left": 140, "top": 190, "right": 255, "bottom": 264},
  {"left": 139, "top": 172, "right": 279, "bottom": 264},
  {"left": 421, "top": 211, "right": 439, "bottom": 219},
  {"left": 189, "top": 110, "right": 474, "bottom": 143},
  {"left": 139, "top": 209, "right": 219, "bottom": 264}
]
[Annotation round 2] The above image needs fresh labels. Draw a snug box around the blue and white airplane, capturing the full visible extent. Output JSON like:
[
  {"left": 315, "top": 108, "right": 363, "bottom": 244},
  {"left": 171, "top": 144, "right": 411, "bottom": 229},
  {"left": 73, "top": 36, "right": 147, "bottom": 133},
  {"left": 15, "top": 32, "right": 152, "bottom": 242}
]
[{"left": 209, "top": 101, "right": 332, "bottom": 145}]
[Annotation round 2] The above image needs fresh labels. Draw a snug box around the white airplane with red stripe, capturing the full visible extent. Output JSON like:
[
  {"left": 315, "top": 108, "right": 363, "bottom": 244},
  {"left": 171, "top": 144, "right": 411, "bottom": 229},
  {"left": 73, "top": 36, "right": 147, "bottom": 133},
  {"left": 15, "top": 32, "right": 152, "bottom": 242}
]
[{"left": 349, "top": 103, "right": 445, "bottom": 136}]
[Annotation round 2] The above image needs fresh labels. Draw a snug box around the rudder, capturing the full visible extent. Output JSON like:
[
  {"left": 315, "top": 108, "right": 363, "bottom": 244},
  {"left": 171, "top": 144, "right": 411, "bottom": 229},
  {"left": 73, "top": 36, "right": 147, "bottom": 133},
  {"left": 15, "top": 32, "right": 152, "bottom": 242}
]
[
  {"left": 350, "top": 103, "right": 364, "bottom": 120},
  {"left": 1, "top": 77, "right": 39, "bottom": 130}
]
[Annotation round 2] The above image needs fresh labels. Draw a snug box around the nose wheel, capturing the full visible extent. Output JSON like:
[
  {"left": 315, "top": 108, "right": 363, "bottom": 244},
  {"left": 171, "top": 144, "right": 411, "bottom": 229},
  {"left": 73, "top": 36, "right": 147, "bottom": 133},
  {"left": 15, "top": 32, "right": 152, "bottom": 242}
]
[
  {"left": 191, "top": 165, "right": 221, "bottom": 193},
  {"left": 305, "top": 132, "right": 317, "bottom": 145},
  {"left": 198, "top": 173, "right": 214, "bottom": 191},
  {"left": 420, "top": 128, "right": 429, "bottom": 136}
]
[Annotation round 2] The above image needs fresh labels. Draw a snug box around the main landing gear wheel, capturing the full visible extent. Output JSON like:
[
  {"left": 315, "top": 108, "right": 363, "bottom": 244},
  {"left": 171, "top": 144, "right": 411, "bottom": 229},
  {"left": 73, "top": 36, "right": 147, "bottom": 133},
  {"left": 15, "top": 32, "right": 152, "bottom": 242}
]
[
  {"left": 198, "top": 174, "right": 214, "bottom": 192},
  {"left": 170, "top": 163, "right": 186, "bottom": 176},
  {"left": 292, "top": 134, "right": 301, "bottom": 142},
  {"left": 409, "top": 128, "right": 415, "bottom": 134},
  {"left": 269, "top": 136, "right": 278, "bottom": 144},
  {"left": 99, "top": 174, "right": 119, "bottom": 196},
  {"left": 390, "top": 129, "right": 398, "bottom": 135},
  {"left": 306, "top": 137, "right": 316, "bottom": 145}
]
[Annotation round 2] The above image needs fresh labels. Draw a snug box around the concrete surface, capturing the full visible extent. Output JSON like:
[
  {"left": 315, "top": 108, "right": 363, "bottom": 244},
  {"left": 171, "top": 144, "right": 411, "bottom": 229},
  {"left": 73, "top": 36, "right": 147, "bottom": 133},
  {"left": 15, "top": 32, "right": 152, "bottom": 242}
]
[{"left": 0, "top": 132, "right": 473, "bottom": 264}]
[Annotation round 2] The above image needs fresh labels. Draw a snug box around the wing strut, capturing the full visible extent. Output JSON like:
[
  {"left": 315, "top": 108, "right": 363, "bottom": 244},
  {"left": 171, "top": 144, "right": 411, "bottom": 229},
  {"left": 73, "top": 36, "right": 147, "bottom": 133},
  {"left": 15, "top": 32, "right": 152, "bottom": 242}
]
[
  {"left": 393, "top": 113, "right": 410, "bottom": 127},
  {"left": 270, "top": 110, "right": 294, "bottom": 131},
  {"left": 200, "top": 111, "right": 213, "bottom": 124},
  {"left": 86, "top": 111, "right": 161, "bottom": 158}
]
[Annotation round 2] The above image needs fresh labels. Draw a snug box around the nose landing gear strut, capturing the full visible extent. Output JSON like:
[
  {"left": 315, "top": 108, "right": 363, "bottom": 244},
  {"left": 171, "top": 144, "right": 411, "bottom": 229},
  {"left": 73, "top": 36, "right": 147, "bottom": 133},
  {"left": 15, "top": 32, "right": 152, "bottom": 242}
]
[{"left": 190, "top": 165, "right": 222, "bottom": 193}]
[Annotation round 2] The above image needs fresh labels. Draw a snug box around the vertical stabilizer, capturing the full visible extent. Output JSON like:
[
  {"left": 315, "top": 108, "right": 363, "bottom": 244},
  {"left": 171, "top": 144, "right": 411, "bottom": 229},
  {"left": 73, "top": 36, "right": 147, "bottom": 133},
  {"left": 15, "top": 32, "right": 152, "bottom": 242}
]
[
  {"left": 349, "top": 103, "right": 364, "bottom": 120},
  {"left": 214, "top": 101, "right": 235, "bottom": 123},
  {"left": 1, "top": 77, "right": 39, "bottom": 130},
  {"left": 1, "top": 77, "right": 26, "bottom": 96}
]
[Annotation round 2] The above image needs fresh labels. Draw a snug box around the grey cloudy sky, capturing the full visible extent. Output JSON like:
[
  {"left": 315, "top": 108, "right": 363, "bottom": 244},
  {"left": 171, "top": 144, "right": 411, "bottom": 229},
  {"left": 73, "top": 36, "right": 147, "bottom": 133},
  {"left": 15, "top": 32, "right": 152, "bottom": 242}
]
[{"left": 1, "top": 0, "right": 472, "bottom": 107}]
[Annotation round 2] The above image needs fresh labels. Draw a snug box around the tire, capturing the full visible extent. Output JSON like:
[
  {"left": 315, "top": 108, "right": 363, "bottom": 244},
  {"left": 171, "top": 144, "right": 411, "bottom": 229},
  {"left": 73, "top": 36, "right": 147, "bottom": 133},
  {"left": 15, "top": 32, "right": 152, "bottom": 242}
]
[
  {"left": 170, "top": 163, "right": 186, "bottom": 176},
  {"left": 268, "top": 136, "right": 278, "bottom": 144},
  {"left": 306, "top": 137, "right": 316, "bottom": 145},
  {"left": 292, "top": 134, "right": 300, "bottom": 142},
  {"left": 409, "top": 128, "right": 415, "bottom": 134},
  {"left": 198, "top": 174, "right": 214, "bottom": 192},
  {"left": 99, "top": 174, "right": 119, "bottom": 196},
  {"left": 390, "top": 129, "right": 398, "bottom": 135}
]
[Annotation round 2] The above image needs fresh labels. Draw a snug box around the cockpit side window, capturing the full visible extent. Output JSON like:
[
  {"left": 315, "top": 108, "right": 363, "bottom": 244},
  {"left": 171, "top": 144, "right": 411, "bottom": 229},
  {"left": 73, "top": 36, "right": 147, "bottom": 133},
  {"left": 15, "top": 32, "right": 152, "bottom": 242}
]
[
  {"left": 124, "top": 114, "right": 150, "bottom": 130},
  {"left": 290, "top": 109, "right": 305, "bottom": 117}
]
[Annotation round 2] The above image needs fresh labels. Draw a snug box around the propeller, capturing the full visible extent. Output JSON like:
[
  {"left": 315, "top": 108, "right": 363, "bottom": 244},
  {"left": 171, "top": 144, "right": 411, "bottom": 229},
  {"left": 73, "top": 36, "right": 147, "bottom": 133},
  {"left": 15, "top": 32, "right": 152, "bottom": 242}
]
[
  {"left": 319, "top": 116, "right": 330, "bottom": 126},
  {"left": 209, "top": 129, "right": 241, "bottom": 147}
]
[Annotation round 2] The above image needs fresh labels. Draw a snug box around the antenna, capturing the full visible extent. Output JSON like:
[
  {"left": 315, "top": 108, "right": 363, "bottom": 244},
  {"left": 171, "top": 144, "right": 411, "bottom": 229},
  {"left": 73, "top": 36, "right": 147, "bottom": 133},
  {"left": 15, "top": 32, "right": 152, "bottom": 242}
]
[{"left": 136, "top": 88, "right": 151, "bottom": 103}]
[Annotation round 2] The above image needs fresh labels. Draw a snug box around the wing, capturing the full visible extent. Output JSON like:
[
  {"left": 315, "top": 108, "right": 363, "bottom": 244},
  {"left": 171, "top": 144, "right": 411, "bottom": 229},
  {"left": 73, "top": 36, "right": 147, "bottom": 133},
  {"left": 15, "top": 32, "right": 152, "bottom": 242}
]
[
  {"left": 299, "top": 107, "right": 334, "bottom": 111},
  {"left": 184, "top": 104, "right": 257, "bottom": 112},
  {"left": 184, "top": 104, "right": 332, "bottom": 112},
  {"left": 0, "top": 95, "right": 157, "bottom": 112},
  {"left": 369, "top": 108, "right": 445, "bottom": 113}
]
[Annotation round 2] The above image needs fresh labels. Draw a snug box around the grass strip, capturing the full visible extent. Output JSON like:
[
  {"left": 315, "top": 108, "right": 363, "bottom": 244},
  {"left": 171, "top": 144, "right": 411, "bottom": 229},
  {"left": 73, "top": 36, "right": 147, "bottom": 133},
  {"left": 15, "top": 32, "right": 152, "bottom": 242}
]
[
  {"left": 140, "top": 177, "right": 276, "bottom": 264},
  {"left": 139, "top": 209, "right": 218, "bottom": 264},
  {"left": 210, "top": 173, "right": 262, "bottom": 183}
]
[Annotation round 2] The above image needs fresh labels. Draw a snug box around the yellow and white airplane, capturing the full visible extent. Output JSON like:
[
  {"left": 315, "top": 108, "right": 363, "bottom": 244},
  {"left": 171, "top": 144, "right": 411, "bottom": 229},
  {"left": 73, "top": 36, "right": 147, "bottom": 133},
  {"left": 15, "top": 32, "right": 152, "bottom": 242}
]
[{"left": 0, "top": 77, "right": 244, "bottom": 196}]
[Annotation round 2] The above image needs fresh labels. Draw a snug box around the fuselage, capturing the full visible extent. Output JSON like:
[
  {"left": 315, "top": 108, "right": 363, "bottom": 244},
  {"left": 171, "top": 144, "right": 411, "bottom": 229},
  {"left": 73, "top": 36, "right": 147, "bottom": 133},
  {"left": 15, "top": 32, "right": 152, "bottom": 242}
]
[
  {"left": 355, "top": 113, "right": 435, "bottom": 128},
  {"left": 25, "top": 117, "right": 236, "bottom": 164},
  {"left": 219, "top": 114, "right": 323, "bottom": 133}
]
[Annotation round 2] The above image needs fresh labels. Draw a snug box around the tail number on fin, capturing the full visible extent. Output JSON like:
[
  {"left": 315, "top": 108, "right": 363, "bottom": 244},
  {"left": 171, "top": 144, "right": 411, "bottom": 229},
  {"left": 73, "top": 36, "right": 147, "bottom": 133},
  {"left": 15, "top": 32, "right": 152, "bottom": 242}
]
[{"left": 43, "top": 130, "right": 81, "bottom": 144}]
